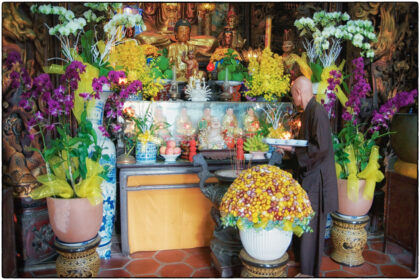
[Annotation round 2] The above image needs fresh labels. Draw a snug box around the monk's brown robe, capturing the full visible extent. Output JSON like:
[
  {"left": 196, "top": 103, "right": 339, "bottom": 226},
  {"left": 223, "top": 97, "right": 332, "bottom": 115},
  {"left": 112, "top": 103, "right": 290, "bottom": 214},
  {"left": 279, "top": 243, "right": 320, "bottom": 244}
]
[{"left": 294, "top": 97, "right": 338, "bottom": 277}]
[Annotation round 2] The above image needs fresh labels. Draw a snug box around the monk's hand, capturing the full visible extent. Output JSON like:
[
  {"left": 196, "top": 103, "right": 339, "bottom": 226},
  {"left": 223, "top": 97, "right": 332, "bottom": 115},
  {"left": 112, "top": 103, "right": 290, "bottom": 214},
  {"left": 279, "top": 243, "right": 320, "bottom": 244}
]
[{"left": 275, "top": 145, "right": 294, "bottom": 154}]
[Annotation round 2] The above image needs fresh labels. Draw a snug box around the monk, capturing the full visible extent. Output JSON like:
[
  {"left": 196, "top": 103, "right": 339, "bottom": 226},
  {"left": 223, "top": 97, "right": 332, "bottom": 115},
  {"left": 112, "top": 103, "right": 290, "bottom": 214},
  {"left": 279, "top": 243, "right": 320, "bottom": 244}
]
[{"left": 276, "top": 76, "right": 338, "bottom": 277}]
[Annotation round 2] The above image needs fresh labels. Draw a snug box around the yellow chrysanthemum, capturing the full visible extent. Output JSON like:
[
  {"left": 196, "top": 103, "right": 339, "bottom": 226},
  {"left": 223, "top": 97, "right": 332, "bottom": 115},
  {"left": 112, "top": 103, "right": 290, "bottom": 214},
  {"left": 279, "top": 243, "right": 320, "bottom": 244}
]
[
  {"left": 245, "top": 48, "right": 291, "bottom": 101},
  {"left": 108, "top": 40, "right": 162, "bottom": 99}
]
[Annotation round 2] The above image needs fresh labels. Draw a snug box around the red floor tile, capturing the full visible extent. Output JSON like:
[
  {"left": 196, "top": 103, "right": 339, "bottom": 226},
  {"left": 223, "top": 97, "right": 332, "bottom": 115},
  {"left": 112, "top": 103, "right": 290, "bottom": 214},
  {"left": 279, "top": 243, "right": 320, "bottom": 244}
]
[
  {"left": 182, "top": 246, "right": 211, "bottom": 256},
  {"left": 191, "top": 267, "right": 218, "bottom": 277},
  {"left": 384, "top": 241, "right": 405, "bottom": 255},
  {"left": 130, "top": 251, "right": 156, "bottom": 259},
  {"left": 320, "top": 256, "right": 341, "bottom": 271},
  {"left": 380, "top": 264, "right": 417, "bottom": 277},
  {"left": 158, "top": 263, "right": 193, "bottom": 277},
  {"left": 97, "top": 269, "right": 132, "bottom": 277},
  {"left": 126, "top": 259, "right": 161, "bottom": 275},
  {"left": 395, "top": 252, "right": 414, "bottom": 268},
  {"left": 324, "top": 270, "right": 357, "bottom": 277},
  {"left": 363, "top": 249, "right": 391, "bottom": 264},
  {"left": 287, "top": 266, "right": 299, "bottom": 277},
  {"left": 342, "top": 262, "right": 379, "bottom": 276},
  {"left": 370, "top": 241, "right": 384, "bottom": 251},
  {"left": 100, "top": 255, "right": 131, "bottom": 269},
  {"left": 184, "top": 253, "right": 212, "bottom": 269},
  {"left": 155, "top": 249, "right": 187, "bottom": 263}
]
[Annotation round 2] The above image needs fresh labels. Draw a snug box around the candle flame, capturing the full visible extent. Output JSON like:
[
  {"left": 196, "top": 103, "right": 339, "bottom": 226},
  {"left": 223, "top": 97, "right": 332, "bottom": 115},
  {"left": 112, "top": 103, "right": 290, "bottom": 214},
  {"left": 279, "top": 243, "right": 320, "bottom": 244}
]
[{"left": 119, "top": 77, "right": 128, "bottom": 85}]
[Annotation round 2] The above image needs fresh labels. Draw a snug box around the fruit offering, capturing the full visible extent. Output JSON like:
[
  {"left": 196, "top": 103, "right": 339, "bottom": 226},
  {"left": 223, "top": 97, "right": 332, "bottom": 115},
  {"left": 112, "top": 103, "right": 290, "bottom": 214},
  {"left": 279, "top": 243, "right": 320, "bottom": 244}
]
[
  {"left": 220, "top": 165, "right": 314, "bottom": 236},
  {"left": 160, "top": 140, "right": 181, "bottom": 155},
  {"left": 244, "top": 135, "right": 269, "bottom": 152}
]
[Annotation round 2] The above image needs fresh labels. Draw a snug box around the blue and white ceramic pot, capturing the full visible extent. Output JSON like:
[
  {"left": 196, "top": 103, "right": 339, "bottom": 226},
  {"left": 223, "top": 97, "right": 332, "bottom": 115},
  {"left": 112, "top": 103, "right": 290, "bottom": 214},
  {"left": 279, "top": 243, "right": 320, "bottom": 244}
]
[
  {"left": 136, "top": 142, "right": 157, "bottom": 162},
  {"left": 87, "top": 85, "right": 117, "bottom": 259}
]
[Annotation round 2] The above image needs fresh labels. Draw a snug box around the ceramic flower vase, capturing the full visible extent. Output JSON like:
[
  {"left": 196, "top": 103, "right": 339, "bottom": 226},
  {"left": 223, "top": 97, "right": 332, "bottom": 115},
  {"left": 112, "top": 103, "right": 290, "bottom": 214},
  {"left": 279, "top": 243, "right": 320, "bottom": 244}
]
[
  {"left": 47, "top": 198, "right": 103, "bottom": 243},
  {"left": 239, "top": 227, "right": 293, "bottom": 261},
  {"left": 136, "top": 142, "right": 157, "bottom": 162},
  {"left": 337, "top": 179, "right": 373, "bottom": 216},
  {"left": 87, "top": 86, "right": 117, "bottom": 259}
]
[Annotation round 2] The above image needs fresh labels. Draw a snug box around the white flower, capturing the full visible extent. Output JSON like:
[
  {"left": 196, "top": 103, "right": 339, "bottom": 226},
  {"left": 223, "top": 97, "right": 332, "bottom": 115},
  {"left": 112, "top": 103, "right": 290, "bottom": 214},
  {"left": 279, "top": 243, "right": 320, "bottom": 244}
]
[
  {"left": 366, "top": 49, "right": 375, "bottom": 58},
  {"left": 362, "top": 42, "right": 371, "bottom": 50},
  {"left": 39, "top": 4, "right": 51, "bottom": 14},
  {"left": 342, "top": 12, "right": 350, "bottom": 21},
  {"left": 30, "top": 5, "right": 38, "bottom": 13},
  {"left": 321, "top": 40, "right": 330, "bottom": 50}
]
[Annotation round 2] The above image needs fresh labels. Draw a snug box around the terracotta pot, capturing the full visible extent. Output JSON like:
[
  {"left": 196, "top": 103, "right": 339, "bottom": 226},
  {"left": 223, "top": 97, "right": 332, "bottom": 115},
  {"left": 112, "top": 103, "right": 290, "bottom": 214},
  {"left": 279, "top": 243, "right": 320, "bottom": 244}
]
[
  {"left": 337, "top": 179, "right": 373, "bottom": 216},
  {"left": 47, "top": 197, "right": 103, "bottom": 243}
]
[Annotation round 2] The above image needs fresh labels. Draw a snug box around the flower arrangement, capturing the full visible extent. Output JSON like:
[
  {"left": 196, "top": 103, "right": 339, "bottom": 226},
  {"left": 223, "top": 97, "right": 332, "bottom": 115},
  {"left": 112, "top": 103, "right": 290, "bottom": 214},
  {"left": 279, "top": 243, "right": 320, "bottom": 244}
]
[
  {"left": 130, "top": 105, "right": 162, "bottom": 151},
  {"left": 294, "top": 10, "right": 377, "bottom": 87},
  {"left": 220, "top": 165, "right": 314, "bottom": 236},
  {"left": 330, "top": 57, "right": 418, "bottom": 201},
  {"left": 31, "top": 3, "right": 145, "bottom": 77},
  {"left": 7, "top": 52, "right": 108, "bottom": 205},
  {"left": 208, "top": 48, "right": 248, "bottom": 82},
  {"left": 108, "top": 40, "right": 163, "bottom": 99},
  {"left": 245, "top": 48, "right": 291, "bottom": 101}
]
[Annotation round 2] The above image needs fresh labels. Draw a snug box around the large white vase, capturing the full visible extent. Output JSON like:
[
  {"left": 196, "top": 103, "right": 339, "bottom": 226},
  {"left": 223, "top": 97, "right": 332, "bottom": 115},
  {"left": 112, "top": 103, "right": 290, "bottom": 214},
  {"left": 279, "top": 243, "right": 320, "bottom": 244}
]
[
  {"left": 239, "top": 227, "right": 293, "bottom": 261},
  {"left": 87, "top": 85, "right": 117, "bottom": 259}
]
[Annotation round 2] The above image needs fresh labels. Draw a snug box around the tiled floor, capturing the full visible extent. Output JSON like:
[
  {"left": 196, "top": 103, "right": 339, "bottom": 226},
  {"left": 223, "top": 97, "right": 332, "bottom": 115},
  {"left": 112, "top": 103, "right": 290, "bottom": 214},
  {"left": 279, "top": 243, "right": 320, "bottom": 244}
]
[{"left": 20, "top": 234, "right": 417, "bottom": 277}]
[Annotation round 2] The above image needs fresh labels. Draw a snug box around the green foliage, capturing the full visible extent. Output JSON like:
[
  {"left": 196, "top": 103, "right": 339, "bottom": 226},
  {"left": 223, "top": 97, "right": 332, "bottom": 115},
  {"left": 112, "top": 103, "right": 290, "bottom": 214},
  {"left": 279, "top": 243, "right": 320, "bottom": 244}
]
[
  {"left": 80, "top": 30, "right": 113, "bottom": 77},
  {"left": 217, "top": 48, "right": 249, "bottom": 81}
]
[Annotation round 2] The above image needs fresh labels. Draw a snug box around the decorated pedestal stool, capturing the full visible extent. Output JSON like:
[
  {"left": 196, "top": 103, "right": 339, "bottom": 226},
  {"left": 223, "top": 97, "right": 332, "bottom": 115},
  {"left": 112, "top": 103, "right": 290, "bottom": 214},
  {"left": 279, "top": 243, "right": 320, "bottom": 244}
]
[
  {"left": 54, "top": 235, "right": 101, "bottom": 277},
  {"left": 239, "top": 249, "right": 289, "bottom": 277},
  {"left": 330, "top": 212, "right": 370, "bottom": 266}
]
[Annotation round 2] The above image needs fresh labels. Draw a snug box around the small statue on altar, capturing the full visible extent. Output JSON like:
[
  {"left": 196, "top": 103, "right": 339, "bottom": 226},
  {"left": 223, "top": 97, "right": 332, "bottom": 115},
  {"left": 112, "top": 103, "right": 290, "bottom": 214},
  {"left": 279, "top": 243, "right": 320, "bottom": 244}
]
[
  {"left": 281, "top": 29, "right": 312, "bottom": 81},
  {"left": 153, "top": 106, "right": 171, "bottom": 141},
  {"left": 176, "top": 107, "right": 195, "bottom": 138},
  {"left": 217, "top": 7, "right": 246, "bottom": 50},
  {"left": 201, "top": 117, "right": 226, "bottom": 150},
  {"left": 181, "top": 50, "right": 199, "bottom": 81},
  {"left": 222, "top": 107, "right": 239, "bottom": 137},
  {"left": 198, "top": 107, "right": 212, "bottom": 133},
  {"left": 243, "top": 107, "right": 260, "bottom": 137}
]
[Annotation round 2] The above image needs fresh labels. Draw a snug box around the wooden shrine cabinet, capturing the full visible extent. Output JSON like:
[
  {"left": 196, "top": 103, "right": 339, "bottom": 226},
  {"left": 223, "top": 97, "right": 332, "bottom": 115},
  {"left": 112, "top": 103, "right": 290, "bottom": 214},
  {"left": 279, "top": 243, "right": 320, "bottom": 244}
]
[{"left": 383, "top": 171, "right": 418, "bottom": 273}]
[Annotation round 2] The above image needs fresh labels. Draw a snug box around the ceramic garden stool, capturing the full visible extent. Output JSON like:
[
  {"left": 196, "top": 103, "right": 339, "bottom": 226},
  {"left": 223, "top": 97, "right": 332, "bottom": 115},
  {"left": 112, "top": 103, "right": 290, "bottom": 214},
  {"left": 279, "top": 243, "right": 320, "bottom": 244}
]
[
  {"left": 239, "top": 249, "right": 289, "bottom": 277},
  {"left": 330, "top": 212, "right": 370, "bottom": 266},
  {"left": 54, "top": 235, "right": 101, "bottom": 277}
]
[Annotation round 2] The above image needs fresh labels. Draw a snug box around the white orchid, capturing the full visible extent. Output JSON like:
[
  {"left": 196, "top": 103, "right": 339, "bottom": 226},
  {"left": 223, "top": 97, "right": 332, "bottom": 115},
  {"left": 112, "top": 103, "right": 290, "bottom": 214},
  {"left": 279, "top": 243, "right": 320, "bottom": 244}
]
[{"left": 294, "top": 10, "right": 377, "bottom": 67}]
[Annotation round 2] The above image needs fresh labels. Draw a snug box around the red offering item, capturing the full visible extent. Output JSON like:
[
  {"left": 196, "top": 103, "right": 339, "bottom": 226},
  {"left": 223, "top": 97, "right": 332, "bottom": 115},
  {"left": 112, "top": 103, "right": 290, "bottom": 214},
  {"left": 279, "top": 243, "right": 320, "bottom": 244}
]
[
  {"left": 236, "top": 138, "right": 244, "bottom": 160},
  {"left": 189, "top": 139, "right": 197, "bottom": 162},
  {"left": 206, "top": 62, "right": 215, "bottom": 72}
]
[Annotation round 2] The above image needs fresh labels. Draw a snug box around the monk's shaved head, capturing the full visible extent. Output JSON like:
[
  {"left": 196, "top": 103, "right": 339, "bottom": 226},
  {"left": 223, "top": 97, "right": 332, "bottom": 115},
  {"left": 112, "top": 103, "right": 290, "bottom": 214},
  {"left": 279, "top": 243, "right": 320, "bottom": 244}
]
[{"left": 291, "top": 76, "right": 314, "bottom": 110}]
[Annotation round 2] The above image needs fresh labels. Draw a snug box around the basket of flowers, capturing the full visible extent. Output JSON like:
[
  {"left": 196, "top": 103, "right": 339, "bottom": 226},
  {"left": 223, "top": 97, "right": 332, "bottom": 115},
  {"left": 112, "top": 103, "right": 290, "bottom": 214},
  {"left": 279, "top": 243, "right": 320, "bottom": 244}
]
[{"left": 220, "top": 164, "right": 314, "bottom": 261}]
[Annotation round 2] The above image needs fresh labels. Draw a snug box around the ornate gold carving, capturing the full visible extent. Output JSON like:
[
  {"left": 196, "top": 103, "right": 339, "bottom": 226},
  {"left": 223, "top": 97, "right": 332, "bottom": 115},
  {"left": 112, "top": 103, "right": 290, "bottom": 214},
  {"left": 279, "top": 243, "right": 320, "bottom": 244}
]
[
  {"left": 55, "top": 246, "right": 100, "bottom": 277},
  {"left": 330, "top": 214, "right": 369, "bottom": 267},
  {"left": 349, "top": 3, "right": 418, "bottom": 103}
]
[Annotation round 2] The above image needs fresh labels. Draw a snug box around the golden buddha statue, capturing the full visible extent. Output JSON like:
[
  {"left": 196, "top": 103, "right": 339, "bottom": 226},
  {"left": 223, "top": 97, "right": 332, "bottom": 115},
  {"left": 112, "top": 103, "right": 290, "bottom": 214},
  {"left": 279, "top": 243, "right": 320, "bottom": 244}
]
[
  {"left": 137, "top": 4, "right": 216, "bottom": 63},
  {"left": 216, "top": 7, "right": 246, "bottom": 50},
  {"left": 141, "top": 3, "right": 158, "bottom": 32},
  {"left": 182, "top": 3, "right": 199, "bottom": 36},
  {"left": 136, "top": 3, "right": 181, "bottom": 49},
  {"left": 168, "top": 19, "right": 214, "bottom": 82},
  {"left": 281, "top": 29, "right": 312, "bottom": 81}
]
